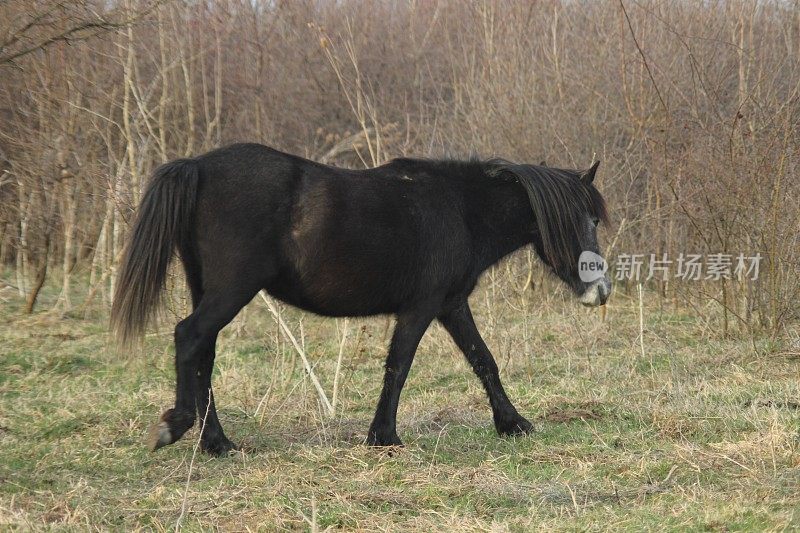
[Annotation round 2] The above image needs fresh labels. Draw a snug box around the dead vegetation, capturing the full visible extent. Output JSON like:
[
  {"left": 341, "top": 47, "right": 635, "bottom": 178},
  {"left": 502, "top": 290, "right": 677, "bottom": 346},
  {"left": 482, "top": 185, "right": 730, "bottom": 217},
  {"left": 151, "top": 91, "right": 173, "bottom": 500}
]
[
  {"left": 0, "top": 0, "right": 797, "bottom": 337},
  {"left": 1, "top": 286, "right": 799, "bottom": 530}
]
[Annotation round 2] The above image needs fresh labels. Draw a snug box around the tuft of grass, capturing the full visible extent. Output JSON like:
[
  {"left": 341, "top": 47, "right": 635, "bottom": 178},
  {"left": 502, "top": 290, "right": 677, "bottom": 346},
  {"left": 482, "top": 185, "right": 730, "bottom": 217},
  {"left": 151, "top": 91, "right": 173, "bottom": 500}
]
[{"left": 1, "top": 281, "right": 799, "bottom": 531}]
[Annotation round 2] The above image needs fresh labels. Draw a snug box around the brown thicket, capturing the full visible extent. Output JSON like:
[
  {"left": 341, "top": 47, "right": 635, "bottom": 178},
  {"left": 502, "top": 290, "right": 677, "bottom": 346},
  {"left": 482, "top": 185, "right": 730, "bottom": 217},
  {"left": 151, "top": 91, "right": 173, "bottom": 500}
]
[{"left": 0, "top": 0, "right": 797, "bottom": 338}]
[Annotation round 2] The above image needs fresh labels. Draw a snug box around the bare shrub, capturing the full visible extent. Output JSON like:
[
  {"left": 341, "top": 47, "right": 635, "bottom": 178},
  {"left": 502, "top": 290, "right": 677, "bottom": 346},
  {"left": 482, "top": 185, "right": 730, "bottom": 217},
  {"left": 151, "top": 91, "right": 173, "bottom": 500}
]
[{"left": 0, "top": 0, "right": 797, "bottom": 338}]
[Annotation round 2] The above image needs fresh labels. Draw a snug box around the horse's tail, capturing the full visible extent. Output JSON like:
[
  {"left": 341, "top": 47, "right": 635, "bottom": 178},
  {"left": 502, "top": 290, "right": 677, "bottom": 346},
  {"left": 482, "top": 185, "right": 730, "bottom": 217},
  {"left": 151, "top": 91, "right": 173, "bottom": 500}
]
[{"left": 111, "top": 159, "right": 200, "bottom": 348}]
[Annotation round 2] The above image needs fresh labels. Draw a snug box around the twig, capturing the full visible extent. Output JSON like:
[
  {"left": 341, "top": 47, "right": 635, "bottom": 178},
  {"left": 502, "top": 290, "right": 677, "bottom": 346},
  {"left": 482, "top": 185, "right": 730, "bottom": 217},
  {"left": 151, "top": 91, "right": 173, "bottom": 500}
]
[
  {"left": 175, "top": 392, "right": 210, "bottom": 531},
  {"left": 331, "top": 318, "right": 349, "bottom": 414},
  {"left": 298, "top": 496, "right": 319, "bottom": 532},
  {"left": 258, "top": 291, "right": 334, "bottom": 416},
  {"left": 638, "top": 283, "right": 645, "bottom": 360},
  {"left": 619, "top": 0, "right": 667, "bottom": 114},
  {"left": 638, "top": 283, "right": 655, "bottom": 380}
]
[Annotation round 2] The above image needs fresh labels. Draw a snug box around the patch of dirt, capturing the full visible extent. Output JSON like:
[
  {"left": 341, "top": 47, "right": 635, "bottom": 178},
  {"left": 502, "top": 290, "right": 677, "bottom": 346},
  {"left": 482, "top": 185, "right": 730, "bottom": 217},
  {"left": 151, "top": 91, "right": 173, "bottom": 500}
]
[
  {"left": 744, "top": 398, "right": 800, "bottom": 410},
  {"left": 50, "top": 333, "right": 79, "bottom": 341},
  {"left": 537, "top": 401, "right": 604, "bottom": 423}
]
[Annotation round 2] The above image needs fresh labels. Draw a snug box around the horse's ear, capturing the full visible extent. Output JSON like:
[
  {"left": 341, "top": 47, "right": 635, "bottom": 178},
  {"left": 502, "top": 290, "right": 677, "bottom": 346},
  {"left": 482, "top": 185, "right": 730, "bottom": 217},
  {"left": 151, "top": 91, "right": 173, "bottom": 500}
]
[{"left": 581, "top": 160, "right": 600, "bottom": 184}]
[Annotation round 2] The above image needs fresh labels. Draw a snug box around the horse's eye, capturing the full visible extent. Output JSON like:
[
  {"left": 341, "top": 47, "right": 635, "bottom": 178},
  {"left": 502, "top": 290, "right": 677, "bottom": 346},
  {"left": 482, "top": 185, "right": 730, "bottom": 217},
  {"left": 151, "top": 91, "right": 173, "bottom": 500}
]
[{"left": 592, "top": 218, "right": 600, "bottom": 227}]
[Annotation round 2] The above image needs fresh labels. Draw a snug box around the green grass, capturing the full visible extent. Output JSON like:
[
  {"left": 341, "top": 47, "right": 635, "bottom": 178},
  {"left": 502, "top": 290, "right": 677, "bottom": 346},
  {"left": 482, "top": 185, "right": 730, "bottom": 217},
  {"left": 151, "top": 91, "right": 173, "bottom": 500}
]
[{"left": 1, "top": 282, "right": 799, "bottom": 531}]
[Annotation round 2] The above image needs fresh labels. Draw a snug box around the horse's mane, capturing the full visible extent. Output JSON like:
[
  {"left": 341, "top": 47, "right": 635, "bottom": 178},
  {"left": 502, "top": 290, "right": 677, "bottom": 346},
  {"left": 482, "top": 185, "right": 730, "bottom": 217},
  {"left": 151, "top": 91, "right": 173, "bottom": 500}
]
[
  {"left": 484, "top": 159, "right": 608, "bottom": 272},
  {"left": 385, "top": 155, "right": 608, "bottom": 271}
]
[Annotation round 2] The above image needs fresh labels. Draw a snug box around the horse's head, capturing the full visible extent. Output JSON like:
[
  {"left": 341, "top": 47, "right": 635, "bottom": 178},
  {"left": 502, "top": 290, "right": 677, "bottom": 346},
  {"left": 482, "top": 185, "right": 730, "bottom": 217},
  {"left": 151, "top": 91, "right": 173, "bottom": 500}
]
[
  {"left": 539, "top": 160, "right": 610, "bottom": 307},
  {"left": 501, "top": 160, "right": 611, "bottom": 307},
  {"left": 571, "top": 164, "right": 612, "bottom": 307}
]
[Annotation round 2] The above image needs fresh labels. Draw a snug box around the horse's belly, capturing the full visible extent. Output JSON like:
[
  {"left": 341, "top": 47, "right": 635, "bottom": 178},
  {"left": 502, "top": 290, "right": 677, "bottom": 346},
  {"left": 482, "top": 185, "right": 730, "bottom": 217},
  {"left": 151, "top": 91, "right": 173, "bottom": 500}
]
[
  {"left": 267, "top": 254, "right": 414, "bottom": 317},
  {"left": 278, "top": 187, "right": 444, "bottom": 315}
]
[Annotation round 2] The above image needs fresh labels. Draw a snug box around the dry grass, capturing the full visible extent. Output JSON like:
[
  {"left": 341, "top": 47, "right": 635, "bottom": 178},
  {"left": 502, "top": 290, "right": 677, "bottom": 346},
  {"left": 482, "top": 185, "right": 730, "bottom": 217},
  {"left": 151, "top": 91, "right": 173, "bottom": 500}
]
[{"left": 1, "top": 276, "right": 799, "bottom": 531}]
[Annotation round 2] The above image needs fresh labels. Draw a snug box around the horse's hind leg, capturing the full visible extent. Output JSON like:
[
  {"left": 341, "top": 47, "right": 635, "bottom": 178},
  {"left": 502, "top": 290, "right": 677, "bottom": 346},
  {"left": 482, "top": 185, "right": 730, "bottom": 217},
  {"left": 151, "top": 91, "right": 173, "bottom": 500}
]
[
  {"left": 180, "top": 258, "right": 236, "bottom": 454},
  {"left": 148, "top": 286, "right": 258, "bottom": 453},
  {"left": 194, "top": 330, "right": 235, "bottom": 455}
]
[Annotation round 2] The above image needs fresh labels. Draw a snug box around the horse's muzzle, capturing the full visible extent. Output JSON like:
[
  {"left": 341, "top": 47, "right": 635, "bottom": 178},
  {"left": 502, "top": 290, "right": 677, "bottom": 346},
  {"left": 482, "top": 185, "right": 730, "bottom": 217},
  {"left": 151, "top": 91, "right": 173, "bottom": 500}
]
[{"left": 579, "top": 277, "right": 611, "bottom": 307}]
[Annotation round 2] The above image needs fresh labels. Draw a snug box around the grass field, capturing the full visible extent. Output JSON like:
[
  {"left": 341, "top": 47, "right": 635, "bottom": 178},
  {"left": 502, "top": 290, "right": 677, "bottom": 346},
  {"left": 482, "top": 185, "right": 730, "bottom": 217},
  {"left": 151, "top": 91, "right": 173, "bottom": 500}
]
[{"left": 1, "top": 280, "right": 799, "bottom": 531}]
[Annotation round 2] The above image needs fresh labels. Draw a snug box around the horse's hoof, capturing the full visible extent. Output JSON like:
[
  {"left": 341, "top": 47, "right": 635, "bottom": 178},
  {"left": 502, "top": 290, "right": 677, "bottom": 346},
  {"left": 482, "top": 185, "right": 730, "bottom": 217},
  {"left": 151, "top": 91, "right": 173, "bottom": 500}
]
[
  {"left": 201, "top": 437, "right": 238, "bottom": 456},
  {"left": 148, "top": 420, "right": 173, "bottom": 451},
  {"left": 496, "top": 416, "right": 534, "bottom": 437},
  {"left": 365, "top": 431, "right": 404, "bottom": 447}
]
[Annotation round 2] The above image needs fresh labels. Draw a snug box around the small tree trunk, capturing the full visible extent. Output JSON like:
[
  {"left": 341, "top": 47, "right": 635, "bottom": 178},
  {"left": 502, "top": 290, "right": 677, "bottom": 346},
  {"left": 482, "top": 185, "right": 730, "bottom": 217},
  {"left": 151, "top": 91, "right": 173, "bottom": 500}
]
[
  {"left": 25, "top": 234, "right": 51, "bottom": 314},
  {"left": 59, "top": 175, "right": 77, "bottom": 310}
]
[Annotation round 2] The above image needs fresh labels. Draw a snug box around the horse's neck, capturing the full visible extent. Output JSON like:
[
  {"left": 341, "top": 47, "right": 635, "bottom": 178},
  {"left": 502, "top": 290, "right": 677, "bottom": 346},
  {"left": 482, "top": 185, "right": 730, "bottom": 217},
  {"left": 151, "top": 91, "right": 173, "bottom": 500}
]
[{"left": 468, "top": 181, "right": 534, "bottom": 271}]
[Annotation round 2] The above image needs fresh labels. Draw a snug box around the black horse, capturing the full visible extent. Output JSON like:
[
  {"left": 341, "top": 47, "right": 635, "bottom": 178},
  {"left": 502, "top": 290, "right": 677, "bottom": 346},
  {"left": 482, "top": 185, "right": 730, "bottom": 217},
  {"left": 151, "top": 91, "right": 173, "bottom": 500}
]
[{"left": 111, "top": 143, "right": 610, "bottom": 455}]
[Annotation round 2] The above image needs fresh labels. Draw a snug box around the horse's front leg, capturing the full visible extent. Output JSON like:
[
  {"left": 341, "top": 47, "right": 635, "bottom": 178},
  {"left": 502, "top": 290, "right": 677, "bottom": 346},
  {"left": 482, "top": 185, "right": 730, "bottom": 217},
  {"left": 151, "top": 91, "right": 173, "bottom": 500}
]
[
  {"left": 438, "top": 301, "right": 533, "bottom": 436},
  {"left": 366, "top": 306, "right": 438, "bottom": 446}
]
